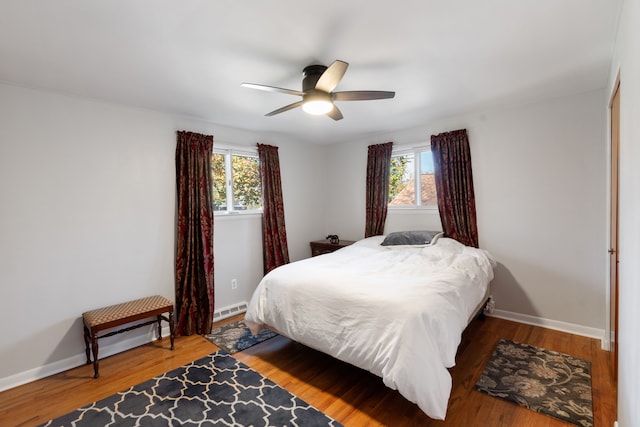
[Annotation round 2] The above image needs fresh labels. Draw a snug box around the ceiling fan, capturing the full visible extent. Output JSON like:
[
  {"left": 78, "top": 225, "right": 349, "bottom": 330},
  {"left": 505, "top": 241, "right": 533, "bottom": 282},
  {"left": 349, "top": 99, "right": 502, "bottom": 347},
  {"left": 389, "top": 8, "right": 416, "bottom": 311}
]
[{"left": 241, "top": 60, "right": 395, "bottom": 121}]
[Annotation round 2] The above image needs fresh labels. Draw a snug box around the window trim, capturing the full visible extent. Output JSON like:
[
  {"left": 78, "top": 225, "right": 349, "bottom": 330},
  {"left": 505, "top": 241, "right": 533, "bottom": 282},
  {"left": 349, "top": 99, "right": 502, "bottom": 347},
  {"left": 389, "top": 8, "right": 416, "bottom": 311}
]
[
  {"left": 388, "top": 144, "right": 438, "bottom": 211},
  {"left": 212, "top": 144, "right": 263, "bottom": 216}
]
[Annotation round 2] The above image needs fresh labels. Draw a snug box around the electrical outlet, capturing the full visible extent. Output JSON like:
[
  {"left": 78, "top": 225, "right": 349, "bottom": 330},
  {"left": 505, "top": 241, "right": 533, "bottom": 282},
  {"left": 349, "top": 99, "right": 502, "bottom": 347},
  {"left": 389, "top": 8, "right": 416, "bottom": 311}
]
[{"left": 231, "top": 279, "right": 237, "bottom": 289}]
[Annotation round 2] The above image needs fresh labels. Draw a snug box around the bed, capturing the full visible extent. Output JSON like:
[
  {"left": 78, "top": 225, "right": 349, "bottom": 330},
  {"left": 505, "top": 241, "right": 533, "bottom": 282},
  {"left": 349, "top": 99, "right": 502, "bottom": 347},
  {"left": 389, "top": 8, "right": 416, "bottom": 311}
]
[{"left": 244, "top": 233, "right": 496, "bottom": 420}]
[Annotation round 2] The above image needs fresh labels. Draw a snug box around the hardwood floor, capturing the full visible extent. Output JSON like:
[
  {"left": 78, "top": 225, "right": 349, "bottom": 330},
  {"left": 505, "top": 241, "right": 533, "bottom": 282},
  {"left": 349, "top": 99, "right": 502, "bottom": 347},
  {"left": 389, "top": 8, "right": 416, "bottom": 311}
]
[{"left": 0, "top": 315, "right": 616, "bottom": 426}]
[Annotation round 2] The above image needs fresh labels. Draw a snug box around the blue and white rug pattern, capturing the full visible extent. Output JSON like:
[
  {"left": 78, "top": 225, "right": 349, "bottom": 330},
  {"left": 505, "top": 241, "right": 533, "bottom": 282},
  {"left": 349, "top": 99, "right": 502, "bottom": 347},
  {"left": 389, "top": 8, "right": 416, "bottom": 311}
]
[{"left": 41, "top": 351, "right": 342, "bottom": 427}]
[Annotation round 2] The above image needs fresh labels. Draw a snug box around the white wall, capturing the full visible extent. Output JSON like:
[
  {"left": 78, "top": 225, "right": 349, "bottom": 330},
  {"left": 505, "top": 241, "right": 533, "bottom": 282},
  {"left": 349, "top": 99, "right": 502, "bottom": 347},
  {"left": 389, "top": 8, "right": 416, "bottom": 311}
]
[
  {"left": 0, "top": 83, "right": 326, "bottom": 389},
  {"left": 325, "top": 90, "right": 607, "bottom": 334},
  {"left": 608, "top": 0, "right": 640, "bottom": 425}
]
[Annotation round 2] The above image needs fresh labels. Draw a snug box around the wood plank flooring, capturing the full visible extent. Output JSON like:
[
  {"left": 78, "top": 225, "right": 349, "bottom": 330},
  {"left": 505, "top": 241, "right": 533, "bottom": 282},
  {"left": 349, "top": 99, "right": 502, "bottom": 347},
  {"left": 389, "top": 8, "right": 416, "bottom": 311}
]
[{"left": 0, "top": 315, "right": 616, "bottom": 426}]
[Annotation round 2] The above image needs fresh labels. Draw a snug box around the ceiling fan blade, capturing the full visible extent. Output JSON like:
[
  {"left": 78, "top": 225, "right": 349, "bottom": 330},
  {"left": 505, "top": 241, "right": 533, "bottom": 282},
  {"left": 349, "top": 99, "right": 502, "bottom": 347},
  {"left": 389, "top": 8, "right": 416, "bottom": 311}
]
[
  {"left": 315, "top": 60, "right": 349, "bottom": 93},
  {"left": 241, "top": 83, "right": 304, "bottom": 97},
  {"left": 327, "top": 105, "right": 344, "bottom": 121},
  {"left": 265, "top": 100, "right": 304, "bottom": 116},
  {"left": 333, "top": 91, "right": 396, "bottom": 101}
]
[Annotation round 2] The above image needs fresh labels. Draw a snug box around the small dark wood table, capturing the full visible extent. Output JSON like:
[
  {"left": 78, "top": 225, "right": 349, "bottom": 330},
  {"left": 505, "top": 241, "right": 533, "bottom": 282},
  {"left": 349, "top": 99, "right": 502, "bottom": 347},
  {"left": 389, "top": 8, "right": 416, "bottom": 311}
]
[
  {"left": 309, "top": 239, "right": 356, "bottom": 257},
  {"left": 82, "top": 295, "right": 175, "bottom": 378}
]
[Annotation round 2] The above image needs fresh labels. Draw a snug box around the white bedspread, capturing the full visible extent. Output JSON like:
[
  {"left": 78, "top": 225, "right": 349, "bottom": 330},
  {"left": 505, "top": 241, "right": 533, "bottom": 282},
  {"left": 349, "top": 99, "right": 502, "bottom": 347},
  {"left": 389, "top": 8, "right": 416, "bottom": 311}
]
[{"left": 245, "top": 236, "right": 496, "bottom": 420}]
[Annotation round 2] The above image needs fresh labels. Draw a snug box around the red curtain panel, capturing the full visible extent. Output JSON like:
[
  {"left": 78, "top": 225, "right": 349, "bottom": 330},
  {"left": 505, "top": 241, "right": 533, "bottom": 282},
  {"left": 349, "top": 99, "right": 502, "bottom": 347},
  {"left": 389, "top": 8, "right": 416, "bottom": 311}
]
[
  {"left": 430, "top": 129, "right": 479, "bottom": 248},
  {"left": 365, "top": 142, "right": 393, "bottom": 238},
  {"left": 175, "top": 131, "right": 215, "bottom": 335},
  {"left": 257, "top": 143, "right": 290, "bottom": 274}
]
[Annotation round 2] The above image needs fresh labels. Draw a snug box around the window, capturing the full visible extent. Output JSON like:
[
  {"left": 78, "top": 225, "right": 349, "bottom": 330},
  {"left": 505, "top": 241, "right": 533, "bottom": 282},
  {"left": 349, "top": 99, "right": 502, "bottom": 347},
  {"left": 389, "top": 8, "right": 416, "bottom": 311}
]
[
  {"left": 388, "top": 146, "right": 437, "bottom": 208},
  {"left": 211, "top": 148, "right": 262, "bottom": 213}
]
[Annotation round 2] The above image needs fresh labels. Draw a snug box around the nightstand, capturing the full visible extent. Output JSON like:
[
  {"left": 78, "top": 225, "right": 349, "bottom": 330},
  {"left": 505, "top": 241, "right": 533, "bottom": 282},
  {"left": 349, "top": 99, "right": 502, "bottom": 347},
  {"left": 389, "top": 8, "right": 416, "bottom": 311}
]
[{"left": 309, "top": 239, "right": 356, "bottom": 257}]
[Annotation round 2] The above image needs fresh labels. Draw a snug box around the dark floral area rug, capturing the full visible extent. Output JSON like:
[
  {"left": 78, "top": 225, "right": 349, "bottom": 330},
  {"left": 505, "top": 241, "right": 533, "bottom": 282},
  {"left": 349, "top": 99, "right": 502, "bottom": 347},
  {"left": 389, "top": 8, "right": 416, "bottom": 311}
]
[
  {"left": 40, "top": 351, "right": 342, "bottom": 427},
  {"left": 475, "top": 339, "right": 593, "bottom": 427},
  {"left": 206, "top": 319, "right": 278, "bottom": 354}
]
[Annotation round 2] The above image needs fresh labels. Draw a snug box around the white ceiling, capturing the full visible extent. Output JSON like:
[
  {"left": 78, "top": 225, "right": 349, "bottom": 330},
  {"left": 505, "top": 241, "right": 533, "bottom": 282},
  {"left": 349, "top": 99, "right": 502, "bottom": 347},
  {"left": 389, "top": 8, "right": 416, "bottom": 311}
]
[{"left": 0, "top": 1, "right": 621, "bottom": 144}]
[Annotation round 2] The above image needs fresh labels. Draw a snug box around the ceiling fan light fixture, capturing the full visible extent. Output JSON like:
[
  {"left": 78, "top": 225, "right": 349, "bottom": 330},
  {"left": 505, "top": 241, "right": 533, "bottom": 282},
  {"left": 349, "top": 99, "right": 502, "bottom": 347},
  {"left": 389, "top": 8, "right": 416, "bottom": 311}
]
[
  {"left": 302, "top": 91, "right": 334, "bottom": 115},
  {"left": 303, "top": 99, "right": 333, "bottom": 115}
]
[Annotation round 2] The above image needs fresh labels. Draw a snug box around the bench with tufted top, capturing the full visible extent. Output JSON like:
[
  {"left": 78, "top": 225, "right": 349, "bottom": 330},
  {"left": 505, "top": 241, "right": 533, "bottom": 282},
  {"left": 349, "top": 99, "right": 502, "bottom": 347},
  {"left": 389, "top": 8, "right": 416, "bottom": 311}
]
[{"left": 82, "top": 295, "right": 175, "bottom": 378}]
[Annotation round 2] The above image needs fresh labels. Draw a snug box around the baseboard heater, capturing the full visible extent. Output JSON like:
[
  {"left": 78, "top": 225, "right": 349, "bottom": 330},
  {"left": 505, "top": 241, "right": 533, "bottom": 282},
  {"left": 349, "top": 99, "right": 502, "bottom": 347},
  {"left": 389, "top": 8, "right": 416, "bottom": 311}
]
[{"left": 213, "top": 301, "right": 248, "bottom": 322}]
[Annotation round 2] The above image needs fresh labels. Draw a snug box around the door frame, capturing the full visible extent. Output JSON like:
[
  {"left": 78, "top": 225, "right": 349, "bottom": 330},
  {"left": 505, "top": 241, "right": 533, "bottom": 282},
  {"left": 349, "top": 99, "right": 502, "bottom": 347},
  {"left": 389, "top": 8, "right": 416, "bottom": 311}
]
[{"left": 606, "top": 73, "right": 620, "bottom": 371}]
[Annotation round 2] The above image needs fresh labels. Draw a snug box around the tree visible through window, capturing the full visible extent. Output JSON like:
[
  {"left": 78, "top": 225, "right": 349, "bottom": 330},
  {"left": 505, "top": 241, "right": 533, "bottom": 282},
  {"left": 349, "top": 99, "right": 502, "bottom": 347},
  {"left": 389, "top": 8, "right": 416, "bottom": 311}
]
[
  {"left": 211, "top": 149, "right": 262, "bottom": 212},
  {"left": 388, "top": 147, "right": 437, "bottom": 207}
]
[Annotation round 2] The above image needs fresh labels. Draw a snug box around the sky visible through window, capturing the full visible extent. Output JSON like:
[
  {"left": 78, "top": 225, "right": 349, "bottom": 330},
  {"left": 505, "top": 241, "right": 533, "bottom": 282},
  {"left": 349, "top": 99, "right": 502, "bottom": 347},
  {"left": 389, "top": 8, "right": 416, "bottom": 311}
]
[{"left": 421, "top": 151, "right": 434, "bottom": 174}]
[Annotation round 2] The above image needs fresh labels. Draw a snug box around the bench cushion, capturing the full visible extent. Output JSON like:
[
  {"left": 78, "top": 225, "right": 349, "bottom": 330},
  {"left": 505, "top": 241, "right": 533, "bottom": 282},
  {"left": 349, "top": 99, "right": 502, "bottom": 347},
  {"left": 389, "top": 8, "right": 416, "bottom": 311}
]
[{"left": 83, "top": 295, "right": 173, "bottom": 329}]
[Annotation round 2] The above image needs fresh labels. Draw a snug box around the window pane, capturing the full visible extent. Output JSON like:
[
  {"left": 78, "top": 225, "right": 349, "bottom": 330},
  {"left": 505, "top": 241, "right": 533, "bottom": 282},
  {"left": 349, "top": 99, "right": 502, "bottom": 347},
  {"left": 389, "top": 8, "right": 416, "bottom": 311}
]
[
  {"left": 231, "top": 154, "right": 262, "bottom": 210},
  {"left": 420, "top": 150, "right": 435, "bottom": 173},
  {"left": 388, "top": 154, "right": 415, "bottom": 206},
  {"left": 420, "top": 151, "right": 437, "bottom": 206},
  {"left": 211, "top": 153, "right": 226, "bottom": 211}
]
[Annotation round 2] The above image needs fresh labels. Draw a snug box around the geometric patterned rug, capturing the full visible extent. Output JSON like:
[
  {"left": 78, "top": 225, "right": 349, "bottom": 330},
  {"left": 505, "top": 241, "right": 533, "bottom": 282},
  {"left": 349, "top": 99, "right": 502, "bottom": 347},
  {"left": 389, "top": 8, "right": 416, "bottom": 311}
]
[
  {"left": 39, "top": 351, "right": 342, "bottom": 427},
  {"left": 475, "top": 339, "right": 593, "bottom": 427},
  {"left": 205, "top": 320, "right": 278, "bottom": 354}
]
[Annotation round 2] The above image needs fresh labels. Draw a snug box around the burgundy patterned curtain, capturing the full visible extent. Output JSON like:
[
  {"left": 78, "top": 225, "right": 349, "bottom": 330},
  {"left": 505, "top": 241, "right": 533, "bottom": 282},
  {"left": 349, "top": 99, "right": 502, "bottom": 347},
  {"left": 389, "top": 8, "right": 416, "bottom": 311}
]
[
  {"left": 257, "top": 143, "right": 290, "bottom": 274},
  {"left": 175, "top": 131, "right": 215, "bottom": 336},
  {"left": 365, "top": 142, "right": 393, "bottom": 237},
  {"left": 430, "top": 129, "right": 479, "bottom": 248}
]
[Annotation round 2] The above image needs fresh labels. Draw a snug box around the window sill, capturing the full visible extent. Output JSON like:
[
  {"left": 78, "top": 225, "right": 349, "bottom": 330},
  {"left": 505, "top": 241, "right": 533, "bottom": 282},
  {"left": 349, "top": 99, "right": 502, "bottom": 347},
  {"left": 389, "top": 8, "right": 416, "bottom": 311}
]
[
  {"left": 214, "top": 211, "right": 263, "bottom": 220},
  {"left": 387, "top": 207, "right": 439, "bottom": 214}
]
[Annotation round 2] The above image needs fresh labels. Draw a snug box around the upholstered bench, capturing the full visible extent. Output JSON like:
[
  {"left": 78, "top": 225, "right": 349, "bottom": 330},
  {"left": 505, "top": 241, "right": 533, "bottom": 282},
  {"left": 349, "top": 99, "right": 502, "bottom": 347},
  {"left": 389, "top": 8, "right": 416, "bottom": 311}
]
[{"left": 82, "top": 295, "right": 175, "bottom": 378}]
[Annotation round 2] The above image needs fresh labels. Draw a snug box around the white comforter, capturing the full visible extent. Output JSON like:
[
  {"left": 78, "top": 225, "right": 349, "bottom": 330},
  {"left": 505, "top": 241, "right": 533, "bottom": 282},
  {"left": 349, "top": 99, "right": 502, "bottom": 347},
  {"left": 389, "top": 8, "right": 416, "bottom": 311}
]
[{"left": 244, "top": 236, "right": 496, "bottom": 420}]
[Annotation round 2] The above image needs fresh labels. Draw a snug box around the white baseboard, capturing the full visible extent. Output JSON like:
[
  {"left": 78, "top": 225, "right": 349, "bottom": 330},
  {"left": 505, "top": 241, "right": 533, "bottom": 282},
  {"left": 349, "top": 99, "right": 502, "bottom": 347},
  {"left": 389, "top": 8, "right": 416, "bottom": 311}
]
[
  {"left": 489, "top": 309, "right": 607, "bottom": 350},
  {"left": 0, "top": 325, "right": 171, "bottom": 393}
]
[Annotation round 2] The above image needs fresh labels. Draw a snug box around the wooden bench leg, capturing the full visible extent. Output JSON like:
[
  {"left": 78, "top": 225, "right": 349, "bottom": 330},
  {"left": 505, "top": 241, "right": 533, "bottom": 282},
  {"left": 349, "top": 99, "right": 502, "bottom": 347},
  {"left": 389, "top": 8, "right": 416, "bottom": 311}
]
[
  {"left": 91, "top": 335, "right": 100, "bottom": 378},
  {"left": 83, "top": 326, "right": 91, "bottom": 365},
  {"left": 156, "top": 314, "right": 163, "bottom": 341},
  {"left": 169, "top": 312, "right": 175, "bottom": 350}
]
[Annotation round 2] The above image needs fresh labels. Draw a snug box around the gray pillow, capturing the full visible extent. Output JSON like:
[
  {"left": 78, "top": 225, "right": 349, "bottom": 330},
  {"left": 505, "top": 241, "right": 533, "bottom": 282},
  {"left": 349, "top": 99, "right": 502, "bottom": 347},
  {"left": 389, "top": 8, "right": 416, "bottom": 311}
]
[{"left": 380, "top": 230, "right": 444, "bottom": 246}]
